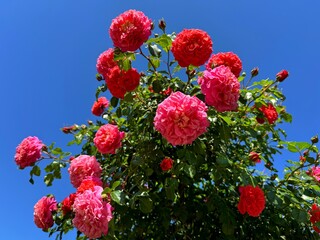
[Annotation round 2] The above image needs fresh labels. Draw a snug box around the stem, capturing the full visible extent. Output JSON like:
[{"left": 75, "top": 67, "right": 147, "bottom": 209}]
[
  {"left": 183, "top": 67, "right": 192, "bottom": 92},
  {"left": 166, "top": 51, "right": 173, "bottom": 79},
  {"left": 139, "top": 47, "right": 157, "bottom": 72}
]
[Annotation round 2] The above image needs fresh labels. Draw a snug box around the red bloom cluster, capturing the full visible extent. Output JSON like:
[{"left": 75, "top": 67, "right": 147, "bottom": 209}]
[
  {"left": 206, "top": 52, "right": 242, "bottom": 78},
  {"left": 96, "top": 48, "right": 118, "bottom": 79},
  {"left": 160, "top": 157, "right": 174, "bottom": 171},
  {"left": 249, "top": 151, "right": 261, "bottom": 163},
  {"left": 106, "top": 66, "right": 140, "bottom": 99},
  {"left": 171, "top": 29, "right": 213, "bottom": 67},
  {"left": 309, "top": 204, "right": 320, "bottom": 233},
  {"left": 109, "top": 9, "right": 152, "bottom": 52},
  {"left": 91, "top": 97, "right": 109, "bottom": 116},
  {"left": 276, "top": 69, "right": 289, "bottom": 82},
  {"left": 256, "top": 103, "right": 278, "bottom": 124},
  {"left": 238, "top": 185, "right": 265, "bottom": 217}
]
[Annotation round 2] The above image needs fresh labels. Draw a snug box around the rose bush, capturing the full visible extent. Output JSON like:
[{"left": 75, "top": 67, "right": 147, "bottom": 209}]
[{"left": 15, "top": 9, "right": 320, "bottom": 240}]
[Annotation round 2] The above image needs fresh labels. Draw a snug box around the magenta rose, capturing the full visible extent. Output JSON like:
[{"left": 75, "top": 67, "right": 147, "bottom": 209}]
[
  {"left": 94, "top": 124, "right": 125, "bottom": 154},
  {"left": 109, "top": 9, "right": 152, "bottom": 52},
  {"left": 198, "top": 65, "right": 240, "bottom": 112},
  {"left": 73, "top": 186, "right": 113, "bottom": 239},
  {"left": 15, "top": 136, "right": 44, "bottom": 169},
  {"left": 68, "top": 155, "right": 102, "bottom": 188},
  {"left": 96, "top": 48, "right": 118, "bottom": 79},
  {"left": 33, "top": 196, "right": 57, "bottom": 231},
  {"left": 154, "top": 91, "right": 209, "bottom": 146}
]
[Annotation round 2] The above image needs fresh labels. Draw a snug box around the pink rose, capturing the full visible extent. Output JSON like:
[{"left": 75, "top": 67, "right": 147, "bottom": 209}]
[
  {"left": 109, "top": 10, "right": 152, "bottom": 52},
  {"left": 33, "top": 196, "right": 57, "bottom": 230},
  {"left": 198, "top": 65, "right": 240, "bottom": 112},
  {"left": 91, "top": 97, "right": 109, "bottom": 116},
  {"left": 154, "top": 91, "right": 209, "bottom": 146},
  {"left": 106, "top": 66, "right": 140, "bottom": 99},
  {"left": 206, "top": 52, "right": 242, "bottom": 78},
  {"left": 15, "top": 136, "right": 44, "bottom": 169},
  {"left": 171, "top": 29, "right": 213, "bottom": 67},
  {"left": 94, "top": 124, "right": 125, "bottom": 154},
  {"left": 307, "top": 166, "right": 320, "bottom": 182},
  {"left": 68, "top": 155, "right": 102, "bottom": 188},
  {"left": 96, "top": 48, "right": 118, "bottom": 79},
  {"left": 73, "top": 186, "right": 113, "bottom": 239}
]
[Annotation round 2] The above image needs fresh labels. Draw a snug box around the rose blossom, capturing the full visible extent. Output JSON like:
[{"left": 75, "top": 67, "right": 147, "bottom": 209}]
[
  {"left": 106, "top": 66, "right": 140, "bottom": 99},
  {"left": 15, "top": 136, "right": 44, "bottom": 169},
  {"left": 91, "top": 97, "right": 109, "bottom": 116},
  {"left": 61, "top": 193, "right": 76, "bottom": 215},
  {"left": 94, "top": 124, "right": 125, "bottom": 154},
  {"left": 206, "top": 52, "right": 242, "bottom": 78},
  {"left": 307, "top": 166, "right": 320, "bottom": 182},
  {"left": 198, "top": 65, "right": 240, "bottom": 112},
  {"left": 257, "top": 103, "right": 278, "bottom": 124},
  {"left": 171, "top": 29, "right": 213, "bottom": 67},
  {"left": 33, "top": 196, "right": 57, "bottom": 230},
  {"left": 309, "top": 204, "right": 320, "bottom": 233},
  {"left": 154, "top": 91, "right": 209, "bottom": 146},
  {"left": 73, "top": 186, "right": 113, "bottom": 239},
  {"left": 237, "top": 185, "right": 265, "bottom": 217},
  {"left": 249, "top": 151, "right": 261, "bottom": 163},
  {"left": 77, "top": 176, "right": 103, "bottom": 194},
  {"left": 276, "top": 69, "right": 289, "bottom": 82},
  {"left": 160, "top": 157, "right": 174, "bottom": 171},
  {"left": 68, "top": 155, "right": 102, "bottom": 188},
  {"left": 96, "top": 48, "right": 118, "bottom": 78},
  {"left": 109, "top": 9, "right": 152, "bottom": 52}
]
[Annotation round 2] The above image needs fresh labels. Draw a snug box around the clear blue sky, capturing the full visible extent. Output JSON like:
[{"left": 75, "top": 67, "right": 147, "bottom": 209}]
[{"left": 1, "top": 0, "right": 319, "bottom": 239}]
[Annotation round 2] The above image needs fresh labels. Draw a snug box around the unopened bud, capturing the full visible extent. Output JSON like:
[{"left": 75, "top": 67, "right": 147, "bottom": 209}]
[
  {"left": 311, "top": 135, "right": 319, "bottom": 144},
  {"left": 303, "top": 150, "right": 309, "bottom": 157},
  {"left": 251, "top": 67, "right": 259, "bottom": 77},
  {"left": 151, "top": 22, "right": 155, "bottom": 31},
  {"left": 158, "top": 18, "right": 166, "bottom": 31},
  {"left": 81, "top": 124, "right": 86, "bottom": 129},
  {"left": 69, "top": 156, "right": 75, "bottom": 161},
  {"left": 186, "top": 69, "right": 196, "bottom": 78},
  {"left": 270, "top": 174, "right": 278, "bottom": 181},
  {"left": 276, "top": 69, "right": 289, "bottom": 82},
  {"left": 87, "top": 120, "right": 93, "bottom": 125},
  {"left": 96, "top": 74, "right": 103, "bottom": 81},
  {"left": 42, "top": 145, "right": 48, "bottom": 152}
]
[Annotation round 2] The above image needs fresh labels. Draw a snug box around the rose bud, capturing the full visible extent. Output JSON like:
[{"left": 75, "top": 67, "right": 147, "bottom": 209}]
[{"left": 276, "top": 70, "right": 289, "bottom": 82}]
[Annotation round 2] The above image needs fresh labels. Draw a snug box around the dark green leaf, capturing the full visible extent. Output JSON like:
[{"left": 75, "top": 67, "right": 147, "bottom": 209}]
[
  {"left": 139, "top": 197, "right": 153, "bottom": 213},
  {"left": 110, "top": 97, "right": 119, "bottom": 108}
]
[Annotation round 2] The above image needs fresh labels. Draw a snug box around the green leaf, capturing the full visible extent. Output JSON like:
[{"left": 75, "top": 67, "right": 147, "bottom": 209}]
[
  {"left": 110, "top": 190, "right": 125, "bottom": 206},
  {"left": 44, "top": 173, "right": 54, "bottom": 186},
  {"left": 139, "top": 197, "right": 153, "bottom": 213},
  {"left": 148, "top": 44, "right": 161, "bottom": 57},
  {"left": 112, "top": 181, "right": 121, "bottom": 190},
  {"left": 292, "top": 208, "right": 308, "bottom": 222},
  {"left": 31, "top": 165, "right": 41, "bottom": 176},
  {"left": 110, "top": 97, "right": 119, "bottom": 108},
  {"left": 216, "top": 154, "right": 231, "bottom": 167},
  {"left": 152, "top": 80, "right": 162, "bottom": 93},
  {"left": 183, "top": 164, "right": 196, "bottom": 179}
]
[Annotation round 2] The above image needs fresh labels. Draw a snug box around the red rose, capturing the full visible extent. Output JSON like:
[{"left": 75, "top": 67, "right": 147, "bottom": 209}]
[
  {"left": 249, "top": 151, "right": 261, "bottom": 163},
  {"left": 206, "top": 52, "right": 242, "bottom": 78},
  {"left": 276, "top": 69, "right": 289, "bottom": 82},
  {"left": 106, "top": 66, "right": 140, "bottom": 99},
  {"left": 237, "top": 185, "right": 265, "bottom": 217},
  {"left": 77, "top": 176, "right": 103, "bottom": 194},
  {"left": 91, "top": 97, "right": 109, "bottom": 116},
  {"left": 61, "top": 193, "right": 76, "bottom": 215},
  {"left": 309, "top": 204, "right": 320, "bottom": 233},
  {"left": 171, "top": 29, "right": 212, "bottom": 67},
  {"left": 258, "top": 103, "right": 278, "bottom": 124},
  {"left": 96, "top": 49, "right": 118, "bottom": 79},
  {"left": 160, "top": 157, "right": 174, "bottom": 171}
]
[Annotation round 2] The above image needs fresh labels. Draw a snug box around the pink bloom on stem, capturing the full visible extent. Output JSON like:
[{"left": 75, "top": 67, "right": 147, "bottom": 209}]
[
  {"left": 160, "top": 157, "right": 174, "bottom": 171},
  {"left": 307, "top": 166, "right": 320, "bottom": 182},
  {"left": 15, "top": 136, "right": 44, "bottom": 169},
  {"left": 109, "top": 9, "right": 152, "bottom": 52},
  {"left": 249, "top": 151, "right": 261, "bottom": 163},
  {"left": 106, "top": 66, "right": 140, "bottom": 99},
  {"left": 206, "top": 52, "right": 242, "bottom": 78},
  {"left": 198, "top": 65, "right": 240, "bottom": 112},
  {"left": 34, "top": 196, "right": 57, "bottom": 231},
  {"left": 237, "top": 185, "right": 265, "bottom": 217},
  {"left": 154, "top": 91, "right": 209, "bottom": 146},
  {"left": 73, "top": 186, "right": 113, "bottom": 239},
  {"left": 94, "top": 124, "right": 125, "bottom": 154},
  {"left": 91, "top": 97, "right": 109, "bottom": 116},
  {"left": 68, "top": 155, "right": 102, "bottom": 188},
  {"left": 96, "top": 48, "right": 118, "bottom": 79},
  {"left": 171, "top": 29, "right": 213, "bottom": 67}
]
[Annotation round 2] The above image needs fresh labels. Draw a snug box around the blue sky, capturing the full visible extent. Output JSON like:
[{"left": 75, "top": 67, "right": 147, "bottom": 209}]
[{"left": 1, "top": 0, "right": 320, "bottom": 239}]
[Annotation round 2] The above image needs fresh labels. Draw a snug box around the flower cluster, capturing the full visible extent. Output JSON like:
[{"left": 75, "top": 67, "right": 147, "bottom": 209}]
[
  {"left": 68, "top": 155, "right": 102, "bottom": 188},
  {"left": 91, "top": 97, "right": 109, "bottom": 116},
  {"left": 171, "top": 29, "right": 213, "bottom": 67},
  {"left": 206, "top": 52, "right": 242, "bottom": 77},
  {"left": 198, "top": 65, "right": 240, "bottom": 112},
  {"left": 33, "top": 196, "right": 57, "bottom": 231},
  {"left": 109, "top": 9, "right": 152, "bottom": 52},
  {"left": 15, "top": 136, "right": 44, "bottom": 169},
  {"left": 237, "top": 185, "right": 265, "bottom": 217},
  {"left": 154, "top": 91, "right": 209, "bottom": 146},
  {"left": 94, "top": 124, "right": 125, "bottom": 154}
]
